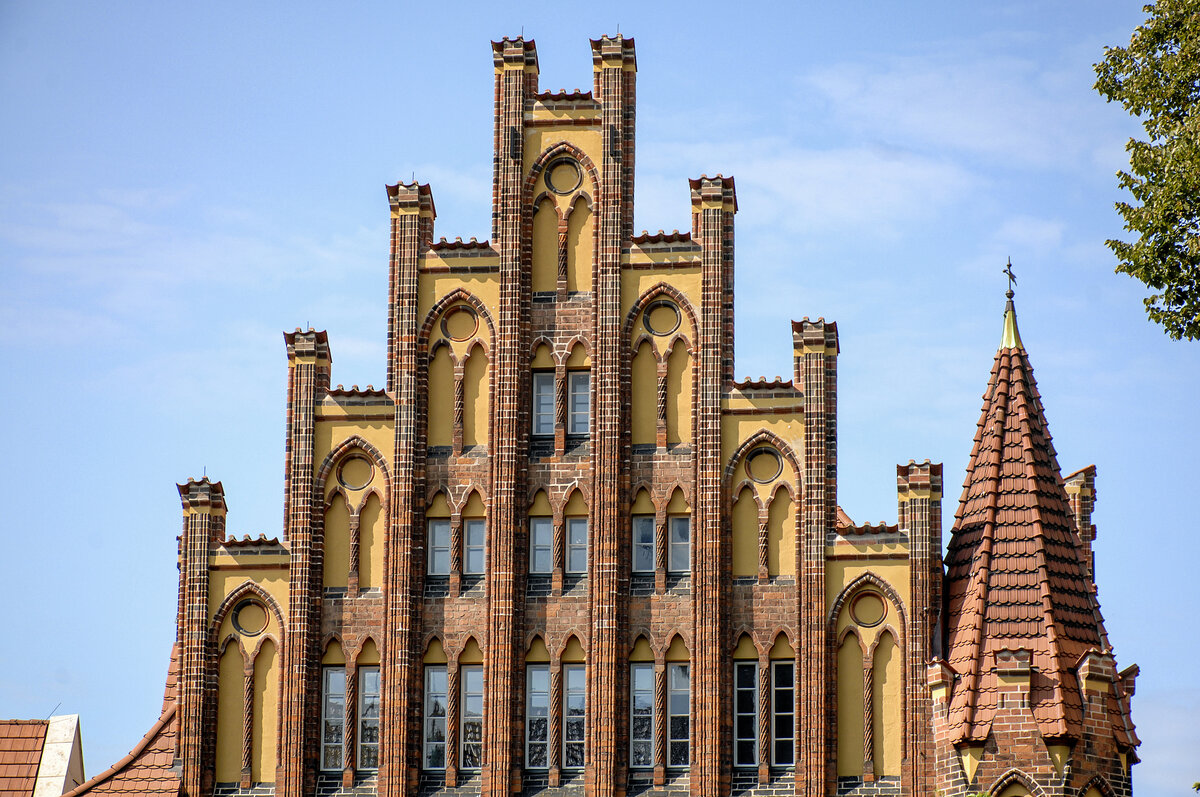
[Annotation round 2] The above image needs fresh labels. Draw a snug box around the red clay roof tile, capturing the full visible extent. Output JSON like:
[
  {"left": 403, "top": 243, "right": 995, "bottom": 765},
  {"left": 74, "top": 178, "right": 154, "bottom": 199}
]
[{"left": 0, "top": 721, "right": 47, "bottom": 797}]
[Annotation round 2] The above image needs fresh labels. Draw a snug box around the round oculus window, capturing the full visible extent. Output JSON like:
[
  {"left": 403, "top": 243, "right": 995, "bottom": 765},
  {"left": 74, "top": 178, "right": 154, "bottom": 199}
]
[
  {"left": 233, "top": 600, "right": 268, "bottom": 636},
  {"left": 545, "top": 159, "right": 583, "bottom": 195},
  {"left": 440, "top": 305, "right": 479, "bottom": 342},
  {"left": 643, "top": 300, "right": 681, "bottom": 336},
  {"left": 849, "top": 592, "right": 887, "bottom": 628},
  {"left": 337, "top": 456, "right": 374, "bottom": 491},
  {"left": 745, "top": 447, "right": 783, "bottom": 484}
]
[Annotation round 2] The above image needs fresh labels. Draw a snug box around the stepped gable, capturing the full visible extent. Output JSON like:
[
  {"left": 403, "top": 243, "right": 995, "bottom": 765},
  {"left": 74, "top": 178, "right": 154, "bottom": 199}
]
[
  {"left": 63, "top": 647, "right": 180, "bottom": 797},
  {"left": 943, "top": 297, "right": 1112, "bottom": 744}
]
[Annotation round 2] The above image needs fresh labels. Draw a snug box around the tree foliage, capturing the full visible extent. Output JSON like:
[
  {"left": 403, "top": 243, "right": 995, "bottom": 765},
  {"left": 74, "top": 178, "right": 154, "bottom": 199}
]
[{"left": 1094, "top": 0, "right": 1200, "bottom": 340}]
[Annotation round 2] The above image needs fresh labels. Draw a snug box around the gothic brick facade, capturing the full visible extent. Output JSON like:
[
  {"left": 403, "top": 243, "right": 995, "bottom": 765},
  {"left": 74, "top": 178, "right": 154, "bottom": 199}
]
[{"left": 62, "top": 36, "right": 1137, "bottom": 797}]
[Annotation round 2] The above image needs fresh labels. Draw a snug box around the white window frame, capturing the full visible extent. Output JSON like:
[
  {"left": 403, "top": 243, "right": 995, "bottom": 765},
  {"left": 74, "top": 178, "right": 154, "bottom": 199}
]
[
  {"left": 357, "top": 666, "right": 381, "bottom": 771},
  {"left": 772, "top": 660, "right": 795, "bottom": 767},
  {"left": 321, "top": 667, "right": 346, "bottom": 771},
  {"left": 562, "top": 664, "right": 586, "bottom": 769},
  {"left": 532, "top": 371, "right": 555, "bottom": 436},
  {"left": 567, "top": 370, "right": 590, "bottom": 435},
  {"left": 423, "top": 666, "right": 448, "bottom": 771},
  {"left": 733, "top": 661, "right": 758, "bottom": 768},
  {"left": 629, "top": 663, "right": 655, "bottom": 768},
  {"left": 427, "top": 518, "right": 450, "bottom": 575},
  {"left": 667, "top": 663, "right": 690, "bottom": 768},
  {"left": 529, "top": 516, "right": 552, "bottom": 573},
  {"left": 631, "top": 515, "right": 655, "bottom": 573},
  {"left": 566, "top": 517, "right": 588, "bottom": 574},
  {"left": 463, "top": 518, "right": 485, "bottom": 575},
  {"left": 668, "top": 515, "right": 690, "bottom": 573},
  {"left": 460, "top": 665, "right": 484, "bottom": 770},
  {"left": 525, "top": 665, "right": 550, "bottom": 770}
]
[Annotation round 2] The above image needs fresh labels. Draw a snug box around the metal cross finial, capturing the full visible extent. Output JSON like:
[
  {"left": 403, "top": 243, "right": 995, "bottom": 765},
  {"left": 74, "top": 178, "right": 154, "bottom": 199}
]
[{"left": 1003, "top": 257, "right": 1017, "bottom": 299}]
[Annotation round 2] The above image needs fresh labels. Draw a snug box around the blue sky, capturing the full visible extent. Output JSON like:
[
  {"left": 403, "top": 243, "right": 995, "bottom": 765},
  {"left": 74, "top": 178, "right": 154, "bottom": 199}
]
[{"left": 2, "top": 2, "right": 1197, "bottom": 794}]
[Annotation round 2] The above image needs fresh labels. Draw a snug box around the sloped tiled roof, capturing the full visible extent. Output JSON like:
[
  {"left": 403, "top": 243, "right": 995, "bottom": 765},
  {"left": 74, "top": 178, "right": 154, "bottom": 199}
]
[
  {"left": 0, "top": 720, "right": 47, "bottom": 797},
  {"left": 943, "top": 299, "right": 1115, "bottom": 744},
  {"left": 62, "top": 648, "right": 180, "bottom": 797}
]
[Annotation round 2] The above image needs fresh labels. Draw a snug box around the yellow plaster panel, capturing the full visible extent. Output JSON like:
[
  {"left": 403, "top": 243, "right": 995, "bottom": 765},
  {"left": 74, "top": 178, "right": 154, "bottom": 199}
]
[
  {"left": 826, "top": 560, "right": 912, "bottom": 625},
  {"left": 621, "top": 270, "right": 702, "bottom": 319},
  {"left": 837, "top": 634, "right": 865, "bottom": 777},
  {"left": 524, "top": 130, "right": 604, "bottom": 177},
  {"left": 460, "top": 637, "right": 483, "bottom": 664},
  {"left": 357, "top": 638, "right": 380, "bottom": 666},
  {"left": 427, "top": 346, "right": 453, "bottom": 447},
  {"left": 423, "top": 638, "right": 447, "bottom": 664},
  {"left": 1047, "top": 744, "right": 1070, "bottom": 777},
  {"left": 208, "top": 572, "right": 289, "bottom": 624},
  {"left": 208, "top": 551, "right": 290, "bottom": 569},
  {"left": 629, "top": 637, "right": 654, "bottom": 662},
  {"left": 665, "top": 636, "right": 689, "bottom": 662},
  {"left": 532, "top": 198, "right": 558, "bottom": 293},
  {"left": 358, "top": 492, "right": 384, "bottom": 589},
  {"left": 872, "top": 631, "right": 902, "bottom": 776},
  {"left": 251, "top": 639, "right": 279, "bottom": 782},
  {"left": 630, "top": 341, "right": 657, "bottom": 445},
  {"left": 214, "top": 644, "right": 243, "bottom": 783},
  {"left": 566, "top": 343, "right": 590, "bottom": 368},
  {"left": 427, "top": 493, "right": 450, "bottom": 518},
  {"left": 767, "top": 491, "right": 795, "bottom": 577},
  {"left": 323, "top": 499, "right": 350, "bottom": 590},
  {"left": 720, "top": 417, "right": 805, "bottom": 477},
  {"left": 526, "top": 637, "right": 551, "bottom": 663},
  {"left": 322, "top": 640, "right": 345, "bottom": 665},
  {"left": 731, "top": 486, "right": 758, "bottom": 577},
  {"left": 631, "top": 488, "right": 654, "bottom": 514},
  {"left": 959, "top": 746, "right": 983, "bottom": 784},
  {"left": 769, "top": 634, "right": 795, "bottom": 660},
  {"left": 732, "top": 634, "right": 757, "bottom": 660},
  {"left": 665, "top": 343, "right": 692, "bottom": 445},
  {"left": 417, "top": 273, "right": 501, "bottom": 325},
  {"left": 564, "top": 490, "right": 587, "bottom": 516},
  {"left": 562, "top": 636, "right": 586, "bottom": 663},
  {"left": 463, "top": 348, "right": 489, "bottom": 447},
  {"left": 529, "top": 490, "right": 552, "bottom": 516},
  {"left": 997, "top": 784, "right": 1031, "bottom": 797},
  {"left": 313, "top": 421, "right": 394, "bottom": 478},
  {"left": 566, "top": 197, "right": 592, "bottom": 293}
]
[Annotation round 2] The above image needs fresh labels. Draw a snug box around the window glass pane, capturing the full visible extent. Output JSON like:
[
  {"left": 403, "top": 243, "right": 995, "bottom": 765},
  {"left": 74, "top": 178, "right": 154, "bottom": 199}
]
[
  {"left": 526, "top": 665, "right": 549, "bottom": 770},
  {"left": 566, "top": 517, "right": 587, "bottom": 573},
  {"left": 632, "top": 516, "right": 655, "bottom": 572},
  {"left": 358, "top": 666, "right": 381, "bottom": 770},
  {"left": 461, "top": 666, "right": 484, "bottom": 770},
  {"left": 427, "top": 519, "right": 449, "bottom": 575},
  {"left": 568, "top": 371, "right": 589, "bottom": 435},
  {"left": 669, "top": 516, "right": 690, "bottom": 572},
  {"left": 322, "top": 668, "right": 346, "bottom": 771},
  {"left": 562, "top": 664, "right": 586, "bottom": 769},
  {"left": 668, "top": 663, "right": 689, "bottom": 767},
  {"left": 629, "top": 663, "right": 654, "bottom": 768},
  {"left": 464, "top": 519, "right": 485, "bottom": 574},
  {"left": 529, "top": 517, "right": 552, "bottom": 573},
  {"left": 772, "top": 661, "right": 795, "bottom": 767},
  {"left": 532, "top": 372, "right": 554, "bottom": 435},
  {"left": 733, "top": 662, "right": 757, "bottom": 767}
]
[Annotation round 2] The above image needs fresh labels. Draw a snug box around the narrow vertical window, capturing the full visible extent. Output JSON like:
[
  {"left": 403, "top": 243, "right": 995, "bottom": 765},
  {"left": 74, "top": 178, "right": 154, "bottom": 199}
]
[
  {"left": 460, "top": 666, "right": 484, "bottom": 770},
  {"left": 358, "top": 667, "right": 380, "bottom": 770},
  {"left": 566, "top": 517, "right": 588, "bottom": 574},
  {"left": 631, "top": 515, "right": 655, "bottom": 572},
  {"left": 532, "top": 372, "right": 555, "bottom": 435},
  {"left": 733, "top": 662, "right": 758, "bottom": 767},
  {"left": 772, "top": 661, "right": 795, "bottom": 766},
  {"left": 629, "top": 663, "right": 654, "bottom": 768},
  {"left": 567, "top": 371, "right": 590, "bottom": 435},
  {"left": 427, "top": 519, "right": 450, "bottom": 575},
  {"left": 530, "top": 517, "right": 552, "bottom": 573},
  {"left": 668, "top": 516, "right": 690, "bottom": 573},
  {"left": 423, "top": 666, "right": 447, "bottom": 770},
  {"left": 562, "top": 664, "right": 586, "bottom": 769},
  {"left": 526, "top": 666, "right": 550, "bottom": 769},
  {"left": 668, "top": 663, "right": 690, "bottom": 767},
  {"left": 463, "top": 518, "right": 485, "bottom": 575},
  {"left": 321, "top": 668, "right": 346, "bottom": 770}
]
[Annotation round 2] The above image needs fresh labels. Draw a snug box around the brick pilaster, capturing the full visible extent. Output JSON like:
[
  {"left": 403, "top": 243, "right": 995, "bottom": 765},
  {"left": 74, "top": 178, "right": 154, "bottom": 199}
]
[
  {"left": 689, "top": 175, "right": 737, "bottom": 797},
  {"left": 380, "top": 182, "right": 434, "bottom": 797},
  {"left": 484, "top": 37, "right": 538, "bottom": 797},
  {"left": 897, "top": 460, "right": 942, "bottom": 796},
  {"left": 587, "top": 34, "right": 635, "bottom": 797},
  {"left": 177, "top": 478, "right": 226, "bottom": 797},
  {"left": 792, "top": 318, "right": 838, "bottom": 797},
  {"left": 279, "top": 330, "right": 332, "bottom": 797}
]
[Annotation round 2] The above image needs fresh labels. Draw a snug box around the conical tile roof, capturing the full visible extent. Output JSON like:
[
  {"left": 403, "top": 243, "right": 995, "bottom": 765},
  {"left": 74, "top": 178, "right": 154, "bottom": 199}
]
[{"left": 943, "top": 299, "right": 1111, "bottom": 743}]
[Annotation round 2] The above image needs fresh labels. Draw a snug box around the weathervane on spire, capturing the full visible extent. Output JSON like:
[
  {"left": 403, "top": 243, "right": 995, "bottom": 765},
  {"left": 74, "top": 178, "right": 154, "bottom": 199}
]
[{"left": 1003, "top": 257, "right": 1017, "bottom": 299}]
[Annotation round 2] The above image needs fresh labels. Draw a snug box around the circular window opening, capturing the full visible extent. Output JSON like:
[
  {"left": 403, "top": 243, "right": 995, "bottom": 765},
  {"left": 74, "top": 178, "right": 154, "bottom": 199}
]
[
  {"left": 643, "top": 300, "right": 681, "bottom": 336},
  {"left": 545, "top": 159, "right": 583, "bottom": 195},
  {"left": 745, "top": 447, "right": 783, "bottom": 484},
  {"left": 441, "top": 305, "right": 479, "bottom": 342},
  {"left": 850, "top": 592, "right": 887, "bottom": 628},
  {"left": 337, "top": 456, "right": 374, "bottom": 491},
  {"left": 233, "top": 600, "right": 268, "bottom": 636}
]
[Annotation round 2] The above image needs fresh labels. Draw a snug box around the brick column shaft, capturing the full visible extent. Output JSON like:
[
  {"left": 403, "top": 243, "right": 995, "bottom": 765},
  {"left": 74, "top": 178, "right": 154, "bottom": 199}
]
[
  {"left": 279, "top": 331, "right": 331, "bottom": 797},
  {"left": 587, "top": 35, "right": 635, "bottom": 797},
  {"left": 380, "top": 184, "right": 432, "bottom": 797},
  {"left": 690, "top": 176, "right": 736, "bottom": 797},
  {"left": 178, "top": 479, "right": 226, "bottom": 797},
  {"left": 483, "top": 37, "right": 537, "bottom": 797}
]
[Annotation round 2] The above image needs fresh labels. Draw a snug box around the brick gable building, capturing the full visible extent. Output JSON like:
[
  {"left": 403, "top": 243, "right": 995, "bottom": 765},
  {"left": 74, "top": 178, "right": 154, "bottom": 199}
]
[{"left": 63, "top": 35, "right": 1137, "bottom": 797}]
